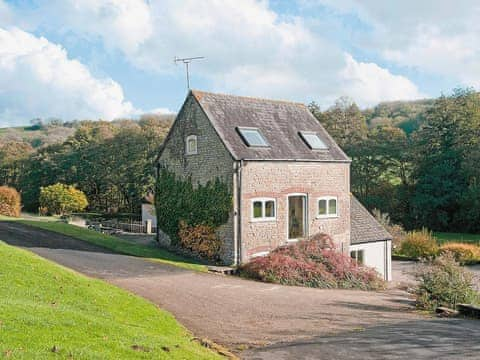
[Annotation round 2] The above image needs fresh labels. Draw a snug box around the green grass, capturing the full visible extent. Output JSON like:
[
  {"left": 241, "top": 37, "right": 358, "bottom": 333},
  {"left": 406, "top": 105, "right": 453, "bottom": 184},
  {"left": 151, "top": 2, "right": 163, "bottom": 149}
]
[
  {"left": 435, "top": 232, "right": 480, "bottom": 246},
  {"left": 0, "top": 216, "right": 207, "bottom": 272},
  {"left": 0, "top": 241, "right": 220, "bottom": 359}
]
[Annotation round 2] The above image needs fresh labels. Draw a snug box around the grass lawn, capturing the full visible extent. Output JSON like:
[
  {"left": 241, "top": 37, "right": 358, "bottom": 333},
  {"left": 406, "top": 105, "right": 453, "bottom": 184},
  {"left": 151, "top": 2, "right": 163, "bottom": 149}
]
[
  {"left": 0, "top": 216, "right": 207, "bottom": 272},
  {"left": 0, "top": 241, "right": 221, "bottom": 359},
  {"left": 435, "top": 232, "right": 480, "bottom": 246}
]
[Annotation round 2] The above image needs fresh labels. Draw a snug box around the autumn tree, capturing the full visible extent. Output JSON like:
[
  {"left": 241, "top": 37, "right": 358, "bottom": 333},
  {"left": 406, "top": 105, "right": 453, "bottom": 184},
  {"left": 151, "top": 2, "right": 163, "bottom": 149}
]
[
  {"left": 39, "top": 183, "right": 88, "bottom": 215},
  {"left": 321, "top": 96, "right": 368, "bottom": 148},
  {"left": 0, "top": 186, "right": 21, "bottom": 217}
]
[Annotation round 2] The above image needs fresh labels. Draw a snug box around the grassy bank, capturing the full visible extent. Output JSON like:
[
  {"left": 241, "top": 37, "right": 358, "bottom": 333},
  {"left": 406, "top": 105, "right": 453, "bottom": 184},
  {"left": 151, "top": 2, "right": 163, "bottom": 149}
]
[
  {"left": 0, "top": 216, "right": 207, "bottom": 272},
  {"left": 435, "top": 232, "right": 480, "bottom": 246},
  {"left": 0, "top": 241, "right": 220, "bottom": 359}
]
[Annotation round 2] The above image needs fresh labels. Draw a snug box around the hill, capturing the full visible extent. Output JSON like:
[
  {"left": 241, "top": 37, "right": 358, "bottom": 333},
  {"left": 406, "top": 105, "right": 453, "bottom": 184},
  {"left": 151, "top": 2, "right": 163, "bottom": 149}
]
[
  {"left": 363, "top": 98, "right": 435, "bottom": 134},
  {"left": 0, "top": 114, "right": 176, "bottom": 149}
]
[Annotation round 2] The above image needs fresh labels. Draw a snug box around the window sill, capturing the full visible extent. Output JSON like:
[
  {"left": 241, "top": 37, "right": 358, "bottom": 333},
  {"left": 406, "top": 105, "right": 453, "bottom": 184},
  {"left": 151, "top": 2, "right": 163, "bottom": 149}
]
[
  {"left": 316, "top": 215, "right": 339, "bottom": 219},
  {"left": 251, "top": 251, "right": 270, "bottom": 258},
  {"left": 250, "top": 218, "right": 277, "bottom": 223}
]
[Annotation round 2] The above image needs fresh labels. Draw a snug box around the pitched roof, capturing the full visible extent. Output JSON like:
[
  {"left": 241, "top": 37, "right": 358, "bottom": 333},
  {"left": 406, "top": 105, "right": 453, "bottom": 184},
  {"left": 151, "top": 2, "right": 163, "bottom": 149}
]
[
  {"left": 192, "top": 90, "right": 350, "bottom": 162},
  {"left": 350, "top": 195, "right": 392, "bottom": 244}
]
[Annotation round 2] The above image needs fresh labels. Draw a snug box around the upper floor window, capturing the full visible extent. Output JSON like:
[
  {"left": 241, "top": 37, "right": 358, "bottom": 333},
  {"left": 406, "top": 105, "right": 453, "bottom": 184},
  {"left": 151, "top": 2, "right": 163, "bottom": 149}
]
[
  {"left": 237, "top": 127, "right": 269, "bottom": 147},
  {"left": 186, "top": 135, "right": 197, "bottom": 155},
  {"left": 299, "top": 131, "right": 328, "bottom": 150},
  {"left": 252, "top": 198, "right": 276, "bottom": 221},
  {"left": 317, "top": 196, "right": 337, "bottom": 218}
]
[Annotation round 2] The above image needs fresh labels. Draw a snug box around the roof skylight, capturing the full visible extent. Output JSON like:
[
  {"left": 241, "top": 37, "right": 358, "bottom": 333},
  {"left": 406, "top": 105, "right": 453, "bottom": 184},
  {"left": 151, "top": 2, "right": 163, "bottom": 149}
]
[
  {"left": 237, "top": 127, "right": 269, "bottom": 147},
  {"left": 299, "top": 131, "right": 328, "bottom": 150}
]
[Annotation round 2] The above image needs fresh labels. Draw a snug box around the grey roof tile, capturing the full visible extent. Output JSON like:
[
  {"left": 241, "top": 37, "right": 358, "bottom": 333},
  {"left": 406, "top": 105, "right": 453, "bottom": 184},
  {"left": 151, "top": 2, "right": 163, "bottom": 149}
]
[
  {"left": 350, "top": 195, "right": 392, "bottom": 244},
  {"left": 192, "top": 90, "right": 350, "bottom": 162}
]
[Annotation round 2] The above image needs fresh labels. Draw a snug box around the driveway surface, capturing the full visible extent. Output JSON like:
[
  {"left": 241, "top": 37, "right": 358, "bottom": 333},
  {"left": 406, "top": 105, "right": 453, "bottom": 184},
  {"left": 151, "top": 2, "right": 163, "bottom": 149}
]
[
  {"left": 1, "top": 221, "right": 479, "bottom": 359},
  {"left": 243, "top": 318, "right": 480, "bottom": 359}
]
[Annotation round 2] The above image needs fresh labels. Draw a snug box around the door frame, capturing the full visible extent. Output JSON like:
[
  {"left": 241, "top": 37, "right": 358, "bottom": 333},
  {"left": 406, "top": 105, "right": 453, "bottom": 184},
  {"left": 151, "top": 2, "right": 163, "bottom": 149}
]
[{"left": 286, "top": 193, "right": 308, "bottom": 242}]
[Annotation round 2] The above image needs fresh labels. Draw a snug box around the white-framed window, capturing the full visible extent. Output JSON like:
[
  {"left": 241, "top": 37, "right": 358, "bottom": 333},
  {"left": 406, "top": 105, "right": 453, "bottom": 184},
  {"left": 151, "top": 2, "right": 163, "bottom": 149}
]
[
  {"left": 185, "top": 135, "right": 198, "bottom": 155},
  {"left": 299, "top": 131, "right": 328, "bottom": 150},
  {"left": 236, "top": 127, "right": 269, "bottom": 147},
  {"left": 350, "top": 249, "right": 364, "bottom": 265},
  {"left": 317, "top": 196, "right": 338, "bottom": 218},
  {"left": 251, "top": 198, "right": 276, "bottom": 221}
]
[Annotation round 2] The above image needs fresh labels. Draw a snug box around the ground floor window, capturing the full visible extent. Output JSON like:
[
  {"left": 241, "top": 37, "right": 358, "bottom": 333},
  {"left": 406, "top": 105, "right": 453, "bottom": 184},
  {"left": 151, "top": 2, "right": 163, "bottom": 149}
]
[
  {"left": 350, "top": 249, "right": 364, "bottom": 265},
  {"left": 317, "top": 196, "right": 337, "bottom": 218},
  {"left": 251, "top": 198, "right": 276, "bottom": 221}
]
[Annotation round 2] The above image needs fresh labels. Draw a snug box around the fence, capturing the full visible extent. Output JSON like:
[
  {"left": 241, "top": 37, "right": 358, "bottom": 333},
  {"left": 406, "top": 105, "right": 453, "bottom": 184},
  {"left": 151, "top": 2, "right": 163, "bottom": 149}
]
[{"left": 87, "top": 219, "right": 156, "bottom": 234}]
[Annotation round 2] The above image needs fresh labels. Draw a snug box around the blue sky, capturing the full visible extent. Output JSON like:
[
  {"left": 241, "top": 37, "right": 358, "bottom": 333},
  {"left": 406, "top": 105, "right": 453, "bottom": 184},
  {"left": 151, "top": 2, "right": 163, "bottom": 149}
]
[{"left": 0, "top": 0, "right": 478, "bottom": 126}]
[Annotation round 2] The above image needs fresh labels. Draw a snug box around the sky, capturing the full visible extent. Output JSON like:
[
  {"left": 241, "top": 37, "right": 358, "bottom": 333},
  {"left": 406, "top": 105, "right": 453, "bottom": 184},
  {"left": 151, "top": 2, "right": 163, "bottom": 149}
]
[{"left": 0, "top": 0, "right": 479, "bottom": 127}]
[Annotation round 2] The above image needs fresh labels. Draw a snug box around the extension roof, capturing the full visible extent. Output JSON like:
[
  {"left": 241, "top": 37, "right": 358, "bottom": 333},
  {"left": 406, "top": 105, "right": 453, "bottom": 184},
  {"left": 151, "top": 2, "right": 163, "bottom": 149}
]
[
  {"left": 350, "top": 195, "right": 392, "bottom": 244},
  {"left": 190, "top": 90, "right": 350, "bottom": 162}
]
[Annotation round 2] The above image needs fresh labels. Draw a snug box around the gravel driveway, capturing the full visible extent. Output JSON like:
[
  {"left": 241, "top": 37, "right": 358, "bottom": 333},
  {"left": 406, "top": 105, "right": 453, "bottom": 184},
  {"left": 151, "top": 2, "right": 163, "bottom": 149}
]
[
  {"left": 1, "top": 221, "right": 479, "bottom": 359},
  {"left": 392, "top": 260, "right": 480, "bottom": 291}
]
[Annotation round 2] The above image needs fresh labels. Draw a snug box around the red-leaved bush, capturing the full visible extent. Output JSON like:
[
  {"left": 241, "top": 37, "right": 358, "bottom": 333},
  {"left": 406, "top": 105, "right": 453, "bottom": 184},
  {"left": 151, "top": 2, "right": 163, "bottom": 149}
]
[{"left": 239, "top": 233, "right": 385, "bottom": 290}]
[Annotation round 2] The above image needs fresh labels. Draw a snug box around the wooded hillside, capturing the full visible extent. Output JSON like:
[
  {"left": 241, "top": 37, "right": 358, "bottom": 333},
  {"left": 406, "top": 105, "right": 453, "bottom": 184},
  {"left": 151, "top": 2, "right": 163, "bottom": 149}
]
[
  {"left": 0, "top": 114, "right": 173, "bottom": 214},
  {"left": 310, "top": 88, "right": 480, "bottom": 233},
  {"left": 1, "top": 90, "right": 479, "bottom": 235}
]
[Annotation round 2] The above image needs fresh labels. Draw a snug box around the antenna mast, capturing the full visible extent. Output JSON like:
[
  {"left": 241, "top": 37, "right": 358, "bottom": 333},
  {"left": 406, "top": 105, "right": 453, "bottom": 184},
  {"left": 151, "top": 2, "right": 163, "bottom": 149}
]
[{"left": 174, "top": 56, "right": 205, "bottom": 89}]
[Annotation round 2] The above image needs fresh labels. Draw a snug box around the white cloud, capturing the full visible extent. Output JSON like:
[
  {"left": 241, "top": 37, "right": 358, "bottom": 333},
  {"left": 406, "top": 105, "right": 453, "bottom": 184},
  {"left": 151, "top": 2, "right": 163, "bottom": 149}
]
[
  {"left": 146, "top": 107, "right": 175, "bottom": 115},
  {"left": 310, "top": 0, "right": 480, "bottom": 88},
  {"left": 36, "top": 0, "right": 153, "bottom": 53},
  {"left": 21, "top": 0, "right": 423, "bottom": 108},
  {"left": 340, "top": 54, "right": 423, "bottom": 106},
  {"left": 0, "top": 27, "right": 136, "bottom": 126}
]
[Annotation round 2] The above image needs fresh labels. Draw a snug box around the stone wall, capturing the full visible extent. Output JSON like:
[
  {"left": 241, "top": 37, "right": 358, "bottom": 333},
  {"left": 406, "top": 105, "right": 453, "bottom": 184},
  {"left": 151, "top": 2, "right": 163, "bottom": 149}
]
[
  {"left": 158, "top": 94, "right": 235, "bottom": 264},
  {"left": 240, "top": 161, "right": 350, "bottom": 262}
]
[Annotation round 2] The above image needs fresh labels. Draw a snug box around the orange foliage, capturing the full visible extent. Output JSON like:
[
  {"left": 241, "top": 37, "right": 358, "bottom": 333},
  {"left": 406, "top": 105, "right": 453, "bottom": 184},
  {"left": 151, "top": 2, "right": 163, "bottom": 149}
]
[
  {"left": 439, "top": 243, "right": 480, "bottom": 264},
  {"left": 178, "top": 221, "right": 222, "bottom": 262},
  {"left": 0, "top": 186, "right": 21, "bottom": 217}
]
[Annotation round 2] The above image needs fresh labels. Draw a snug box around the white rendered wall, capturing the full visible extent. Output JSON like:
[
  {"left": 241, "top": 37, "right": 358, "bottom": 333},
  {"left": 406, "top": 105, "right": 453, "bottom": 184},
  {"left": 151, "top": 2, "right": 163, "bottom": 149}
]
[
  {"left": 350, "top": 240, "right": 392, "bottom": 281},
  {"left": 141, "top": 204, "right": 157, "bottom": 228}
]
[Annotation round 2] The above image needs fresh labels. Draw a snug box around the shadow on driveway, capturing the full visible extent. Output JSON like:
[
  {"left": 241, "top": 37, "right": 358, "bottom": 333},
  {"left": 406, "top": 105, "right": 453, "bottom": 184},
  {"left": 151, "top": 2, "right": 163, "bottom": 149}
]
[
  {"left": 0, "top": 220, "right": 114, "bottom": 253},
  {"left": 243, "top": 318, "right": 480, "bottom": 360}
]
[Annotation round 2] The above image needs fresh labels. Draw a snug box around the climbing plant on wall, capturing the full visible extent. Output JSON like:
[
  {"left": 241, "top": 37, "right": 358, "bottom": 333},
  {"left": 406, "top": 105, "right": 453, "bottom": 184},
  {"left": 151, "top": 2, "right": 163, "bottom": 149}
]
[{"left": 155, "top": 167, "right": 232, "bottom": 244}]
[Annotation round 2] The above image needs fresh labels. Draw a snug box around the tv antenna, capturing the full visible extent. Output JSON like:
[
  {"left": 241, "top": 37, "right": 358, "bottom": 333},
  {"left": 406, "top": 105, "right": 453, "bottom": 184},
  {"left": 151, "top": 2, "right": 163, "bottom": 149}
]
[{"left": 174, "top": 56, "right": 205, "bottom": 89}]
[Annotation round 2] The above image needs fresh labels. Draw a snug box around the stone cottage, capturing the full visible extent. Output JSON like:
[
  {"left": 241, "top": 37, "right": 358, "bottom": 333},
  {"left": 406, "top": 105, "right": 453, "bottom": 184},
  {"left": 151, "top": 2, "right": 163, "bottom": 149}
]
[{"left": 156, "top": 90, "right": 392, "bottom": 280}]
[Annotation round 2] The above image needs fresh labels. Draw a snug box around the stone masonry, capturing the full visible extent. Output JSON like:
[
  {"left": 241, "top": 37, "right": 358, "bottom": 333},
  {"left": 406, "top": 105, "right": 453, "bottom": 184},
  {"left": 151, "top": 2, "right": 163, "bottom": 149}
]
[
  {"left": 157, "top": 91, "right": 356, "bottom": 266},
  {"left": 240, "top": 161, "right": 350, "bottom": 262},
  {"left": 158, "top": 94, "right": 236, "bottom": 264}
]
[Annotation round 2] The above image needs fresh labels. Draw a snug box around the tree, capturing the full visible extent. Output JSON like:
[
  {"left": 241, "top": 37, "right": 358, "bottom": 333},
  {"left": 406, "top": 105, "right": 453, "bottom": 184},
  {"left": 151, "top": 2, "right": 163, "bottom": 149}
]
[
  {"left": 412, "top": 88, "right": 480, "bottom": 231},
  {"left": 0, "top": 141, "right": 34, "bottom": 185},
  {"left": 39, "top": 183, "right": 88, "bottom": 215},
  {"left": 0, "top": 186, "right": 21, "bottom": 217},
  {"left": 321, "top": 96, "right": 368, "bottom": 148}
]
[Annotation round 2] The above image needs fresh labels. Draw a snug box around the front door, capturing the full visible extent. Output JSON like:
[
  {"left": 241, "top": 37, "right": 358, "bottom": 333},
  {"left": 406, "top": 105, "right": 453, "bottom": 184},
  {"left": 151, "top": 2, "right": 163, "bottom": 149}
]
[{"left": 288, "top": 195, "right": 307, "bottom": 240}]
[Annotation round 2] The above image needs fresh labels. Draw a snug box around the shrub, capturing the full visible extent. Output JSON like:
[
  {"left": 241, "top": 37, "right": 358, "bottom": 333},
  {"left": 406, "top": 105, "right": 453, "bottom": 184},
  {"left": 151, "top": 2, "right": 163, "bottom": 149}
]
[
  {"left": 155, "top": 168, "right": 231, "bottom": 244},
  {"left": 399, "top": 228, "right": 438, "bottom": 259},
  {"left": 240, "top": 252, "right": 337, "bottom": 288},
  {"left": 178, "top": 221, "right": 222, "bottom": 262},
  {"left": 413, "top": 253, "right": 479, "bottom": 311},
  {"left": 239, "top": 233, "right": 385, "bottom": 291},
  {"left": 439, "top": 243, "right": 480, "bottom": 265},
  {"left": 39, "top": 183, "right": 88, "bottom": 215},
  {"left": 0, "top": 186, "right": 21, "bottom": 217},
  {"left": 372, "top": 209, "right": 406, "bottom": 251}
]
